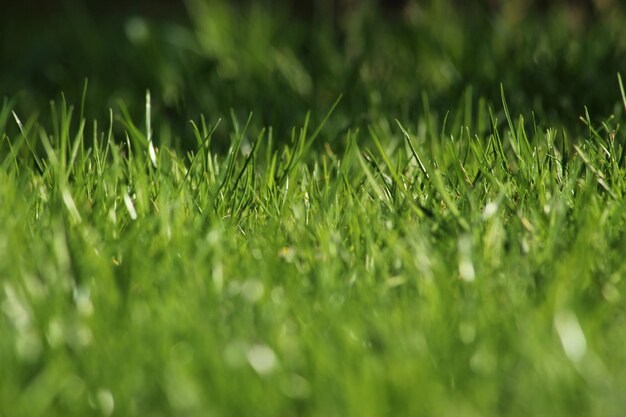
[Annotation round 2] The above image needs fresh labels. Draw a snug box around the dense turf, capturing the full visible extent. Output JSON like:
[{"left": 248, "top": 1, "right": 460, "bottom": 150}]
[{"left": 2, "top": 2, "right": 626, "bottom": 416}]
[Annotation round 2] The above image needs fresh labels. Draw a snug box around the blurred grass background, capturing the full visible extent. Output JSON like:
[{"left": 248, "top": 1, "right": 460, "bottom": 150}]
[
  {"left": 3, "top": 2, "right": 626, "bottom": 416},
  {"left": 2, "top": 0, "right": 625, "bottom": 142}
]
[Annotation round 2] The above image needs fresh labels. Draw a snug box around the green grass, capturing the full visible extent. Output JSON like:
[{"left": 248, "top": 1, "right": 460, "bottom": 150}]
[
  {"left": 3, "top": 2, "right": 626, "bottom": 416},
  {"left": 3, "top": 83, "right": 626, "bottom": 416}
]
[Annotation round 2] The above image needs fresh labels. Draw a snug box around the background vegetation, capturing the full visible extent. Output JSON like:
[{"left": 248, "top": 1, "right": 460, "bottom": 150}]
[
  {"left": 3, "top": 0, "right": 625, "bottom": 139},
  {"left": 2, "top": 1, "right": 626, "bottom": 416}
]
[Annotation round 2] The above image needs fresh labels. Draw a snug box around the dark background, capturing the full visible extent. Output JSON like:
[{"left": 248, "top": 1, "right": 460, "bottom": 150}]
[
  {"left": 1, "top": 0, "right": 624, "bottom": 147},
  {"left": 0, "top": 0, "right": 606, "bottom": 18}
]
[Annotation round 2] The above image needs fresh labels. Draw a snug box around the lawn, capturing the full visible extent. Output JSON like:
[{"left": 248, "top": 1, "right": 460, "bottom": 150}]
[{"left": 2, "top": 1, "right": 626, "bottom": 416}]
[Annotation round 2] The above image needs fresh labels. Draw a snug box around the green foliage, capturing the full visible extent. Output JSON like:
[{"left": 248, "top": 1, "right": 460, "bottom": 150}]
[
  {"left": 2, "top": 79, "right": 626, "bottom": 415},
  {"left": 2, "top": 1, "right": 626, "bottom": 416}
]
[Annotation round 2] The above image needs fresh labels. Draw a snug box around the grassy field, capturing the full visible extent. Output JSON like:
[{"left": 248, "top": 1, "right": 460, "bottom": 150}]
[{"left": 2, "top": 1, "right": 626, "bottom": 416}]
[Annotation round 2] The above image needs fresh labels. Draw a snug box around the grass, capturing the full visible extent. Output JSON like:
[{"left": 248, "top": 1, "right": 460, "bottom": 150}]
[
  {"left": 4, "top": 1, "right": 626, "bottom": 134},
  {"left": 2, "top": 2, "right": 626, "bottom": 416}
]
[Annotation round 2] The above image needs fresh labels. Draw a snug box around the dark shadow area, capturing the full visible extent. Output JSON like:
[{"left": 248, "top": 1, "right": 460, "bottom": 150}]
[{"left": 1, "top": 0, "right": 625, "bottom": 147}]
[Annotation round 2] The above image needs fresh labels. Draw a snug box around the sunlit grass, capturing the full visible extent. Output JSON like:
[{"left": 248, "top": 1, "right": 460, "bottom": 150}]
[
  {"left": 1, "top": 75, "right": 626, "bottom": 416},
  {"left": 2, "top": 1, "right": 626, "bottom": 415}
]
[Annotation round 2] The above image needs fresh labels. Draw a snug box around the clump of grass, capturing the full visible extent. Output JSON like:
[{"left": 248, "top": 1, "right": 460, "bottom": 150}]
[{"left": 1, "top": 75, "right": 626, "bottom": 416}]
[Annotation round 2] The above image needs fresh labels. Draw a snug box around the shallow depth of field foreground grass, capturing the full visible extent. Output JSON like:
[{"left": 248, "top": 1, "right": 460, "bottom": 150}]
[
  {"left": 2, "top": 83, "right": 626, "bottom": 416},
  {"left": 3, "top": 2, "right": 626, "bottom": 416}
]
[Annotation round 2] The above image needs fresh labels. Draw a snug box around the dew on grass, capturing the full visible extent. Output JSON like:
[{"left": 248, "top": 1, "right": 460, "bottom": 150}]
[
  {"left": 241, "top": 279, "right": 264, "bottom": 303},
  {"left": 247, "top": 344, "right": 278, "bottom": 375},
  {"left": 73, "top": 287, "right": 93, "bottom": 317},
  {"left": 206, "top": 229, "right": 220, "bottom": 245},
  {"left": 554, "top": 309, "right": 587, "bottom": 364},
  {"left": 482, "top": 201, "right": 498, "bottom": 219},
  {"left": 457, "top": 235, "right": 475, "bottom": 282},
  {"left": 96, "top": 389, "right": 115, "bottom": 417}
]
